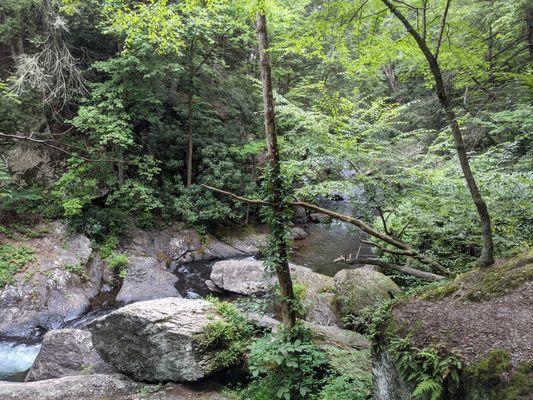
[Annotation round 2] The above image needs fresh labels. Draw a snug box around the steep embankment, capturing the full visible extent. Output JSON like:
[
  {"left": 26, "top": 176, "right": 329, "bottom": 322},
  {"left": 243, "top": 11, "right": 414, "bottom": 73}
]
[{"left": 372, "top": 250, "right": 533, "bottom": 400}]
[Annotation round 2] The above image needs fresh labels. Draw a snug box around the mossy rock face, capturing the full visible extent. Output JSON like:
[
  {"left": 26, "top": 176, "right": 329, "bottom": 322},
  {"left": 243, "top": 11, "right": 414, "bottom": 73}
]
[
  {"left": 334, "top": 268, "right": 399, "bottom": 322},
  {"left": 463, "top": 350, "right": 533, "bottom": 400},
  {"left": 374, "top": 251, "right": 533, "bottom": 400},
  {"left": 421, "top": 249, "right": 533, "bottom": 302}
]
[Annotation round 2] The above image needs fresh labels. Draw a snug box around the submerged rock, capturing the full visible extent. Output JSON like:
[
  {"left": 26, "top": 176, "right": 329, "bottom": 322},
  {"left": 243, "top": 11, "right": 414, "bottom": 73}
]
[
  {"left": 290, "top": 227, "right": 308, "bottom": 240},
  {"left": 26, "top": 329, "right": 115, "bottom": 381},
  {"left": 0, "top": 374, "right": 141, "bottom": 400},
  {"left": 0, "top": 222, "right": 102, "bottom": 339},
  {"left": 333, "top": 267, "right": 399, "bottom": 323},
  {"left": 88, "top": 297, "right": 224, "bottom": 382},
  {"left": 309, "top": 213, "right": 331, "bottom": 224},
  {"left": 115, "top": 256, "right": 181, "bottom": 304}
]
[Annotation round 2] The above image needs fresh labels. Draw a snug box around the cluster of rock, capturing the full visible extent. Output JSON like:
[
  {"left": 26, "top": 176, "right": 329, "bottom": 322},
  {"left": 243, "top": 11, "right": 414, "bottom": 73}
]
[
  {"left": 0, "top": 298, "right": 233, "bottom": 399},
  {"left": 0, "top": 221, "right": 268, "bottom": 340},
  {"left": 206, "top": 257, "right": 399, "bottom": 328},
  {"left": 0, "top": 218, "right": 399, "bottom": 399}
]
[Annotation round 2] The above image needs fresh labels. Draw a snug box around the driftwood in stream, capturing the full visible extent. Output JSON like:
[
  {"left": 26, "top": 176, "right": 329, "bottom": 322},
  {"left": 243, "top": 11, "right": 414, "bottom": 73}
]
[
  {"left": 201, "top": 183, "right": 449, "bottom": 278},
  {"left": 333, "top": 256, "right": 445, "bottom": 281}
]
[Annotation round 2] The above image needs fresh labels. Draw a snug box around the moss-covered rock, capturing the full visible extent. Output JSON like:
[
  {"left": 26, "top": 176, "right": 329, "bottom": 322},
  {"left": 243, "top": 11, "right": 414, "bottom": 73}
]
[
  {"left": 372, "top": 251, "right": 533, "bottom": 400},
  {"left": 333, "top": 268, "right": 399, "bottom": 324},
  {"left": 462, "top": 349, "right": 533, "bottom": 400}
]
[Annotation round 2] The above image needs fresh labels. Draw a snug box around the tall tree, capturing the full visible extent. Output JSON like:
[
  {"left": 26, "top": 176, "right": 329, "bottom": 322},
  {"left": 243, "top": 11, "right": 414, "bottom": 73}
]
[
  {"left": 256, "top": 9, "right": 297, "bottom": 326},
  {"left": 380, "top": 0, "right": 495, "bottom": 266}
]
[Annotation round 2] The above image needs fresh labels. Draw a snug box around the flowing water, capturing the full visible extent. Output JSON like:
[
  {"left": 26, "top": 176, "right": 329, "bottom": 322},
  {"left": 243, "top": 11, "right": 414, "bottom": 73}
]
[
  {"left": 0, "top": 198, "right": 369, "bottom": 379},
  {"left": 0, "top": 341, "right": 41, "bottom": 380},
  {"left": 290, "top": 199, "right": 372, "bottom": 276}
]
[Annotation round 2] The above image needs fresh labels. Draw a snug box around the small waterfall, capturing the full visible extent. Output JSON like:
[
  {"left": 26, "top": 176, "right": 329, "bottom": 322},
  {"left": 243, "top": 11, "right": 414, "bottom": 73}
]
[
  {"left": 0, "top": 341, "right": 41, "bottom": 380},
  {"left": 372, "top": 349, "right": 412, "bottom": 400}
]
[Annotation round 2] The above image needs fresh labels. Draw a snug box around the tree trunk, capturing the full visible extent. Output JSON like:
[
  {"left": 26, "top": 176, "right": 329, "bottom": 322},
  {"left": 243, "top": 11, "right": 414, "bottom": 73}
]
[
  {"left": 186, "top": 87, "right": 193, "bottom": 187},
  {"left": 383, "top": 63, "right": 399, "bottom": 91},
  {"left": 186, "top": 41, "right": 195, "bottom": 188},
  {"left": 526, "top": 7, "right": 533, "bottom": 60},
  {"left": 256, "top": 11, "right": 296, "bottom": 326},
  {"left": 381, "top": 0, "right": 494, "bottom": 266}
]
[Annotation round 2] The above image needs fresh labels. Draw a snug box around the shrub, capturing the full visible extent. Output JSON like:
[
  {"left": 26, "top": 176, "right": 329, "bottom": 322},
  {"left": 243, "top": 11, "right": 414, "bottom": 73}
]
[
  {"left": 201, "top": 296, "right": 257, "bottom": 369},
  {"left": 245, "top": 323, "right": 329, "bottom": 400},
  {"left": 0, "top": 244, "right": 36, "bottom": 287}
]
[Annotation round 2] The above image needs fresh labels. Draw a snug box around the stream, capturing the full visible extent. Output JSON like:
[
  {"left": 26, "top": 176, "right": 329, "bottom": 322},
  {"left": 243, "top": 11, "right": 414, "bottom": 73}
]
[
  {"left": 0, "top": 341, "right": 41, "bottom": 380},
  {"left": 290, "top": 199, "right": 372, "bottom": 276},
  {"left": 0, "top": 199, "right": 370, "bottom": 380}
]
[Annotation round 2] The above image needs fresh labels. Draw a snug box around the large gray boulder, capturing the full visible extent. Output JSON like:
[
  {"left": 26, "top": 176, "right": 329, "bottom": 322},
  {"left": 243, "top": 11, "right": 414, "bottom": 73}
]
[
  {"left": 0, "top": 222, "right": 101, "bottom": 339},
  {"left": 209, "top": 259, "right": 340, "bottom": 326},
  {"left": 116, "top": 256, "right": 181, "bottom": 304},
  {"left": 333, "top": 268, "right": 399, "bottom": 322},
  {"left": 88, "top": 298, "right": 223, "bottom": 382},
  {"left": 0, "top": 374, "right": 141, "bottom": 400},
  {"left": 209, "top": 258, "right": 276, "bottom": 296},
  {"left": 26, "top": 329, "right": 116, "bottom": 381}
]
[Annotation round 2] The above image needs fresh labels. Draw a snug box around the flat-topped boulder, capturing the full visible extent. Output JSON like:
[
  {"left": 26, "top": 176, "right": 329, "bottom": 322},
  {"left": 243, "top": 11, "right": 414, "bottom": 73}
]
[
  {"left": 372, "top": 251, "right": 533, "bottom": 400},
  {"left": 208, "top": 259, "right": 340, "bottom": 326},
  {"left": 88, "top": 298, "right": 224, "bottom": 382}
]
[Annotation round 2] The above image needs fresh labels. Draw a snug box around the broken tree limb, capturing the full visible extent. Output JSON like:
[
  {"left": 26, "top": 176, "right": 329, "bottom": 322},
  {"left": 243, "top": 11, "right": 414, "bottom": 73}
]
[
  {"left": 201, "top": 184, "right": 449, "bottom": 276},
  {"left": 291, "top": 199, "right": 449, "bottom": 276},
  {"left": 334, "top": 256, "right": 445, "bottom": 282},
  {"left": 201, "top": 184, "right": 271, "bottom": 206},
  {"left": 360, "top": 239, "right": 412, "bottom": 256}
]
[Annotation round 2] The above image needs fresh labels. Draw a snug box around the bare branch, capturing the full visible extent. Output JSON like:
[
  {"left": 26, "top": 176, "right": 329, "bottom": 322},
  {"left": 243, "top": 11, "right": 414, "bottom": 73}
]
[
  {"left": 201, "top": 184, "right": 271, "bottom": 206},
  {"left": 334, "top": 256, "right": 445, "bottom": 281},
  {"left": 0, "top": 132, "right": 117, "bottom": 163},
  {"left": 202, "top": 184, "right": 448, "bottom": 275},
  {"left": 434, "top": 0, "right": 451, "bottom": 60},
  {"left": 360, "top": 239, "right": 412, "bottom": 256}
]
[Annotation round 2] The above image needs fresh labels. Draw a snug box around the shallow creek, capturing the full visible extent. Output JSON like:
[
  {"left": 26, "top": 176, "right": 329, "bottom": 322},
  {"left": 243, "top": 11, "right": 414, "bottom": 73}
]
[
  {"left": 291, "top": 199, "right": 372, "bottom": 276},
  {"left": 0, "top": 199, "right": 370, "bottom": 379}
]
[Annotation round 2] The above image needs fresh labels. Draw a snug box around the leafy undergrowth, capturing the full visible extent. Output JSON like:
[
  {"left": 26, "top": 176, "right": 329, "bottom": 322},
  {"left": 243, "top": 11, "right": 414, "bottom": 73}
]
[
  {"left": 229, "top": 323, "right": 372, "bottom": 400},
  {"left": 0, "top": 244, "right": 36, "bottom": 287}
]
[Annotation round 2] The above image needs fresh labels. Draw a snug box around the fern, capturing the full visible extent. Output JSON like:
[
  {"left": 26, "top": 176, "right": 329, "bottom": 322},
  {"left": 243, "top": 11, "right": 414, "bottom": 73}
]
[{"left": 412, "top": 379, "right": 442, "bottom": 400}]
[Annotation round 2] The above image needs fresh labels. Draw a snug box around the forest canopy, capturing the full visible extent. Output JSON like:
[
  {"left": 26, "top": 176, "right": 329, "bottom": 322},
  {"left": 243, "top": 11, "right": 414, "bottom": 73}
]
[{"left": 0, "top": 0, "right": 531, "bottom": 272}]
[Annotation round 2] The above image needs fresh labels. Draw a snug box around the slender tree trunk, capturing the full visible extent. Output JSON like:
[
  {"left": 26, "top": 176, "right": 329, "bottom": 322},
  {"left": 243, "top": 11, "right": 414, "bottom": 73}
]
[
  {"left": 526, "top": 7, "right": 533, "bottom": 60},
  {"left": 256, "top": 11, "right": 296, "bottom": 326},
  {"left": 186, "top": 41, "right": 195, "bottom": 188},
  {"left": 381, "top": 0, "right": 494, "bottom": 266},
  {"left": 383, "top": 63, "right": 399, "bottom": 91},
  {"left": 186, "top": 86, "right": 194, "bottom": 187}
]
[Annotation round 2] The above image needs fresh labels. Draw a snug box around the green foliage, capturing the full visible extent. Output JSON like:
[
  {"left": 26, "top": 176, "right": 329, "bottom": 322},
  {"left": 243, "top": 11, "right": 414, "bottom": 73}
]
[
  {"left": 318, "top": 375, "right": 371, "bottom": 400},
  {"left": 0, "top": 244, "right": 35, "bottom": 287},
  {"left": 388, "top": 337, "right": 462, "bottom": 400},
  {"left": 65, "top": 205, "right": 128, "bottom": 241},
  {"left": 202, "top": 296, "right": 257, "bottom": 369},
  {"left": 245, "top": 323, "right": 329, "bottom": 400},
  {"left": 64, "top": 262, "right": 87, "bottom": 279}
]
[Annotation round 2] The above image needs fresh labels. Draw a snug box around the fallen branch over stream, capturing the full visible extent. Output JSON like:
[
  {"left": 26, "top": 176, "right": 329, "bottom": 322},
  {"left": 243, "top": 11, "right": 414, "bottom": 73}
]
[
  {"left": 202, "top": 184, "right": 450, "bottom": 278},
  {"left": 333, "top": 255, "right": 445, "bottom": 281}
]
